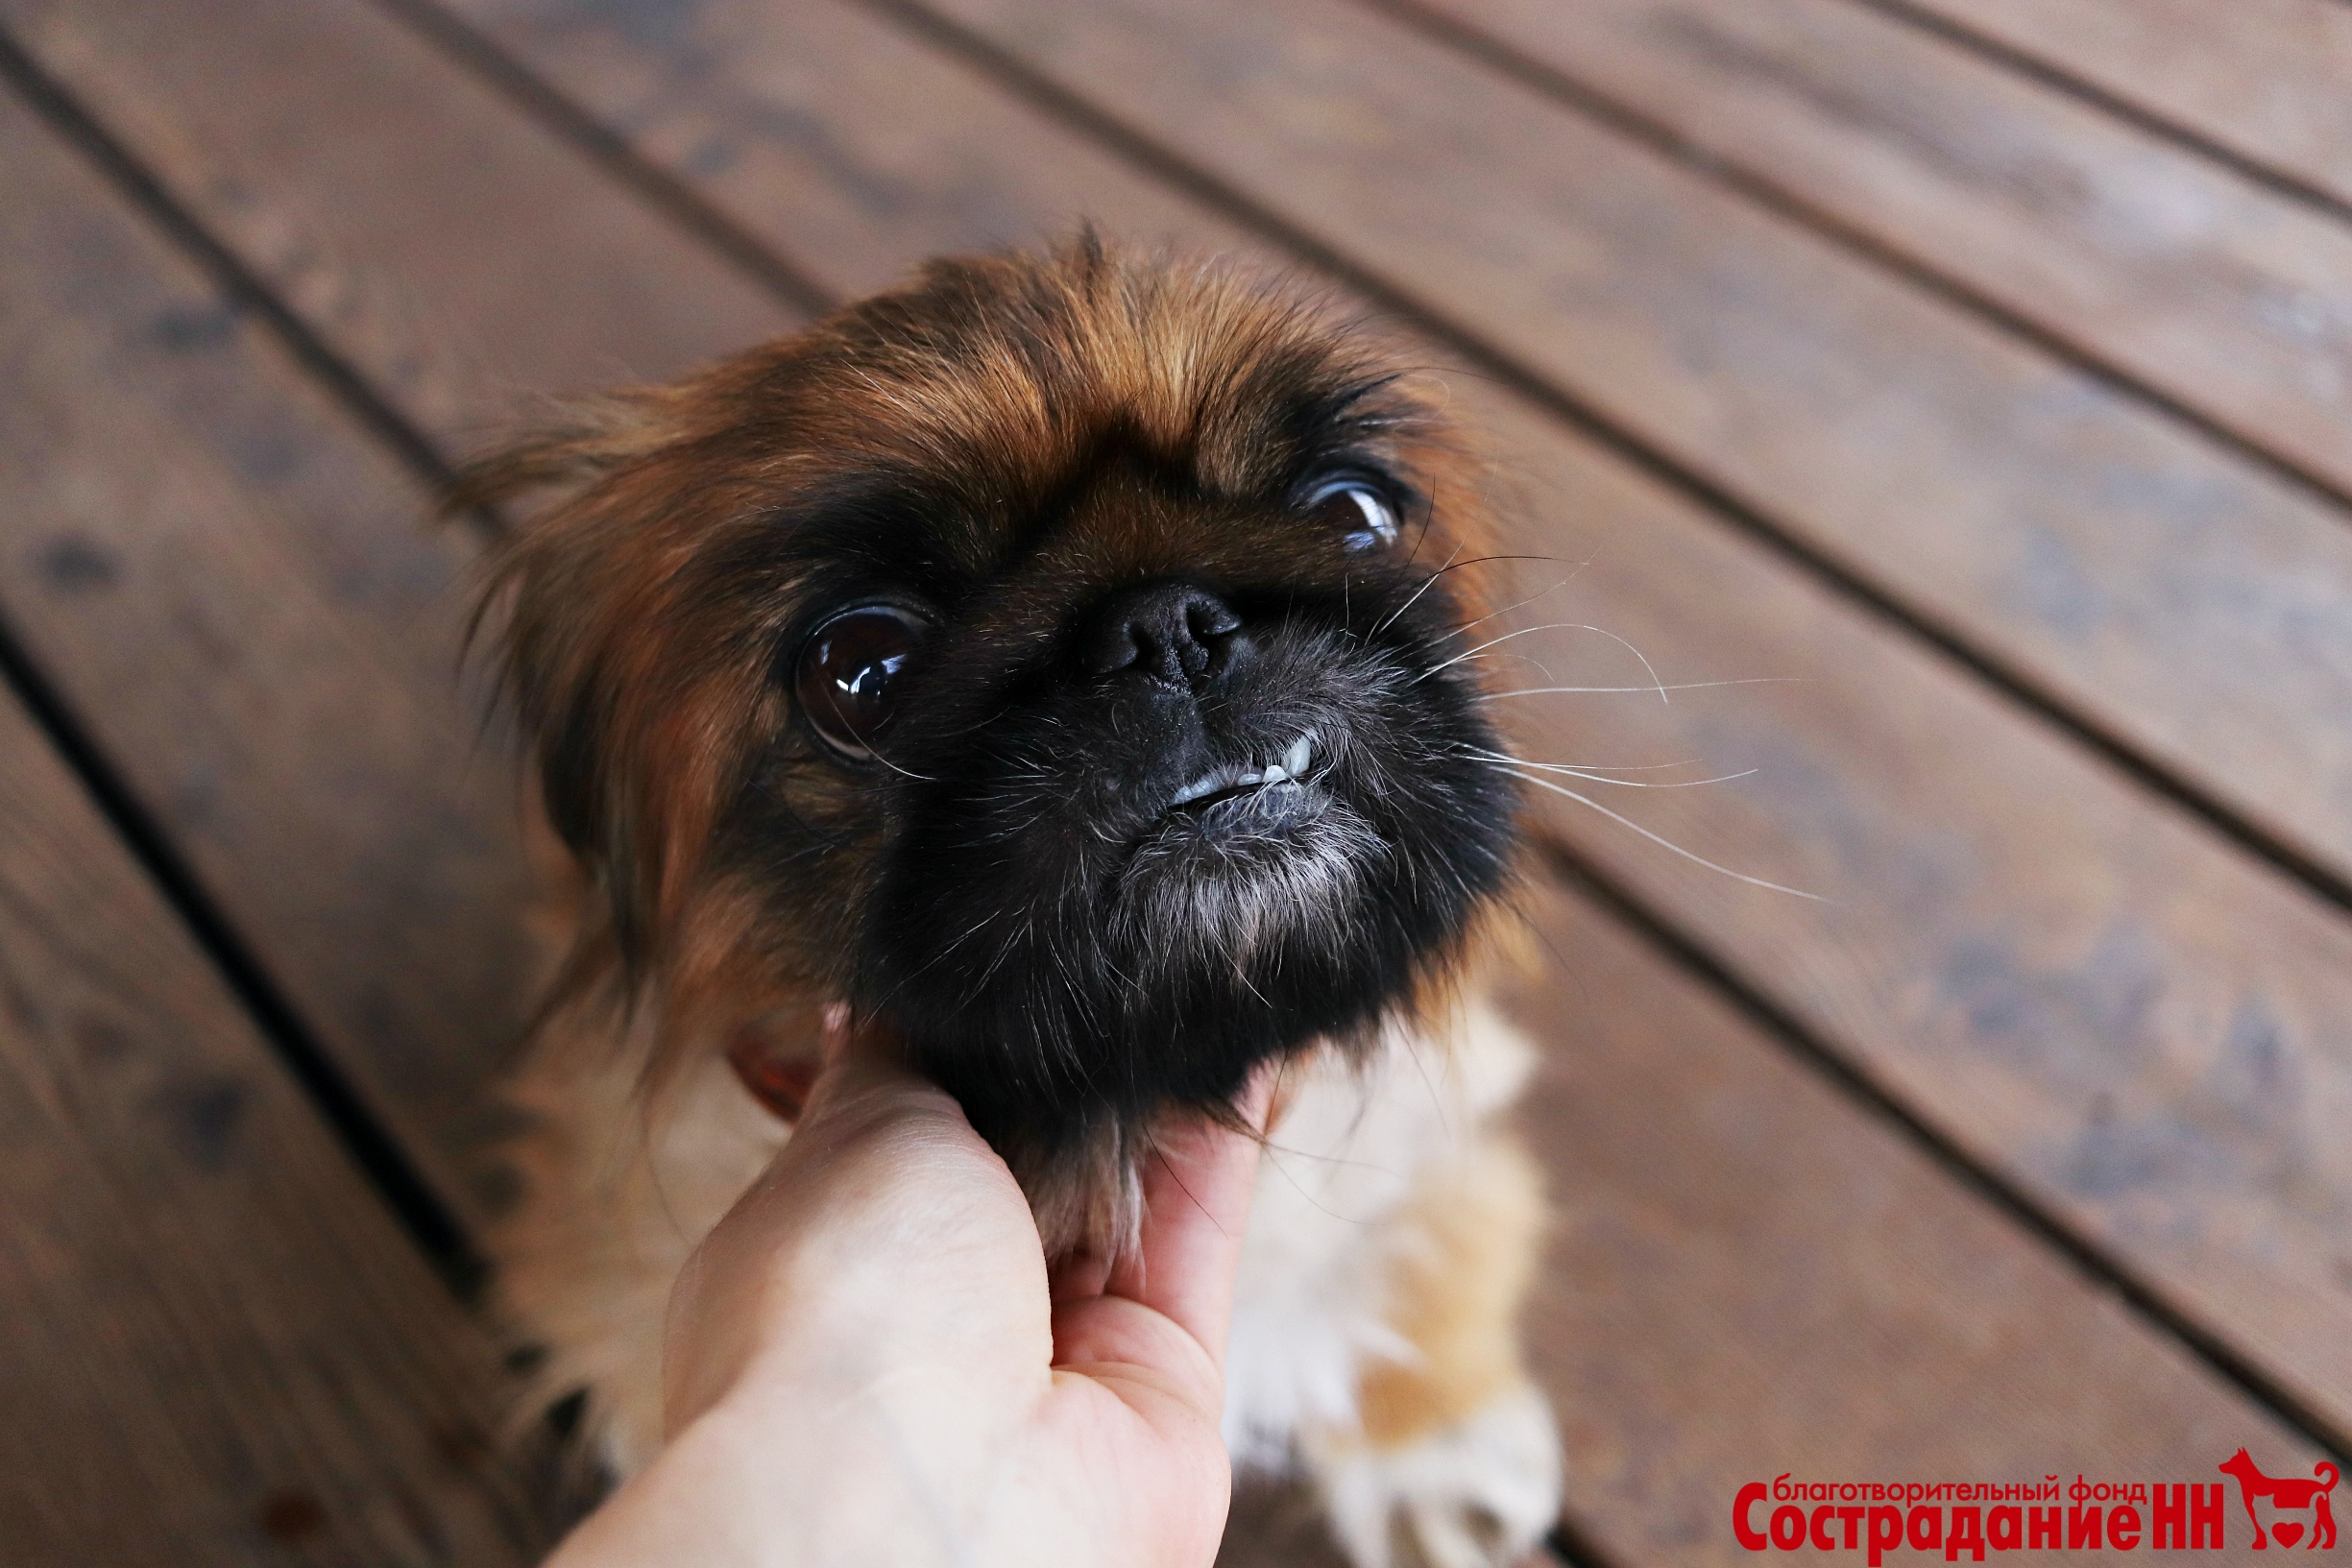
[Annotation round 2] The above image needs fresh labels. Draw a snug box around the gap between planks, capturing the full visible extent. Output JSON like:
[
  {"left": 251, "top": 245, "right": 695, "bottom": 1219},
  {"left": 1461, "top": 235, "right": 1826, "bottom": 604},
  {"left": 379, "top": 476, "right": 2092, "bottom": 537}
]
[
  {"left": 1850, "top": 0, "right": 2352, "bottom": 230},
  {"left": 368, "top": 0, "right": 836, "bottom": 318},
  {"left": 1532, "top": 822, "right": 2352, "bottom": 1467},
  {"left": 0, "top": 613, "right": 487, "bottom": 1292},
  {"left": 1355, "top": 0, "right": 2352, "bottom": 549},
  {"left": 0, "top": 678, "right": 547, "bottom": 1564},
  {"left": 1296, "top": 0, "right": 2352, "bottom": 930},
  {"left": 0, "top": 25, "right": 488, "bottom": 1291}
]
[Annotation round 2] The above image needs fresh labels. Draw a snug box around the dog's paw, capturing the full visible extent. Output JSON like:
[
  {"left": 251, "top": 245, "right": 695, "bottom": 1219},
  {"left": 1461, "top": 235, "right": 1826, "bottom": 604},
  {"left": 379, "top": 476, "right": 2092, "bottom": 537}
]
[{"left": 1312, "top": 1382, "right": 1564, "bottom": 1568}]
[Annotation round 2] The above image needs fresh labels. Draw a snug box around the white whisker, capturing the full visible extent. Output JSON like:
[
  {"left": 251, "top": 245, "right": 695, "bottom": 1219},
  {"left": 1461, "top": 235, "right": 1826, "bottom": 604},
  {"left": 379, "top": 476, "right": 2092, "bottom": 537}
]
[
  {"left": 1443, "top": 560, "right": 1594, "bottom": 640},
  {"left": 1467, "top": 754, "right": 1702, "bottom": 774},
  {"left": 1497, "top": 765, "right": 1823, "bottom": 901},
  {"left": 1468, "top": 750, "right": 1756, "bottom": 789},
  {"left": 859, "top": 739, "right": 937, "bottom": 783},
  {"left": 1418, "top": 622, "right": 1670, "bottom": 704},
  {"left": 1370, "top": 540, "right": 1466, "bottom": 639},
  {"left": 1476, "top": 677, "right": 1799, "bottom": 700}
]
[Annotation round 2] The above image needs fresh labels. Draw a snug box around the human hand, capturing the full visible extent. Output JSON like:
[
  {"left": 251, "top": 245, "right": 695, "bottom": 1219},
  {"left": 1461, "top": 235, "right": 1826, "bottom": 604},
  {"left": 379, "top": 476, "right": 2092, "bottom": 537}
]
[{"left": 545, "top": 1020, "right": 1272, "bottom": 1568}]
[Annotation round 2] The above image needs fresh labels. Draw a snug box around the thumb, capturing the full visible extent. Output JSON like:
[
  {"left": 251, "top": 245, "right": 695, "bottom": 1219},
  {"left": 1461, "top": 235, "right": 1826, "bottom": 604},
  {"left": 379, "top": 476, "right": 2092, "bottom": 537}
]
[
  {"left": 1103, "top": 1066, "right": 1275, "bottom": 1364},
  {"left": 1048, "top": 1065, "right": 1273, "bottom": 1415}
]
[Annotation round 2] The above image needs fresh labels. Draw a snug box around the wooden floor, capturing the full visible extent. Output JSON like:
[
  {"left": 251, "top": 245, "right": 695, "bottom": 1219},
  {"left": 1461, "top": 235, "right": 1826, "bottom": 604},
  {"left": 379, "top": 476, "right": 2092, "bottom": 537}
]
[{"left": 3, "top": 0, "right": 2349, "bottom": 1562}]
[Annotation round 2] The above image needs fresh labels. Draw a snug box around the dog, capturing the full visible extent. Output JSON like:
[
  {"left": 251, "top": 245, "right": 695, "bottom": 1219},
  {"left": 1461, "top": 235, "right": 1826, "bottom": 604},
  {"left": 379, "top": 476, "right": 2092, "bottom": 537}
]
[
  {"left": 462, "top": 235, "right": 1564, "bottom": 1568},
  {"left": 2219, "top": 1449, "right": 2339, "bottom": 1550}
]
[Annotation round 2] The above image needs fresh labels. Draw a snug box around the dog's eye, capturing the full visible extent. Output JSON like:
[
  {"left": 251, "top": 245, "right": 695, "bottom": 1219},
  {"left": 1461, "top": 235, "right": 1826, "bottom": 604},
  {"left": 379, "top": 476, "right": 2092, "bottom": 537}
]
[
  {"left": 1305, "top": 479, "right": 1399, "bottom": 550},
  {"left": 795, "top": 603, "right": 928, "bottom": 760}
]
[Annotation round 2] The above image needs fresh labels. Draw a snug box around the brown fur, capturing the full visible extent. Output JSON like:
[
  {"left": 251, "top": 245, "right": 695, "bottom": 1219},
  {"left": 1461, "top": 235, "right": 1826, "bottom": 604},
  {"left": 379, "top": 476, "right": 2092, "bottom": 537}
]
[{"left": 1354, "top": 1135, "right": 1546, "bottom": 1447}]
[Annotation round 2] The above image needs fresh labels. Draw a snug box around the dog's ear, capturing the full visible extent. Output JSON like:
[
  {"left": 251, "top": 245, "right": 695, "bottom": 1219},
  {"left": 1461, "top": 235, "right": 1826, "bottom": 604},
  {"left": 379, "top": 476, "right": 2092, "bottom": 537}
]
[{"left": 452, "top": 370, "right": 802, "bottom": 977}]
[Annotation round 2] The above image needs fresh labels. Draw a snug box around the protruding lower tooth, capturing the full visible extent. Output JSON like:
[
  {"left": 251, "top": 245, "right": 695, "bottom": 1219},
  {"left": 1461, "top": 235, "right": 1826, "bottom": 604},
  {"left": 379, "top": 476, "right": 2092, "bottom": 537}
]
[
  {"left": 1283, "top": 735, "right": 1313, "bottom": 777},
  {"left": 1262, "top": 763, "right": 1284, "bottom": 784}
]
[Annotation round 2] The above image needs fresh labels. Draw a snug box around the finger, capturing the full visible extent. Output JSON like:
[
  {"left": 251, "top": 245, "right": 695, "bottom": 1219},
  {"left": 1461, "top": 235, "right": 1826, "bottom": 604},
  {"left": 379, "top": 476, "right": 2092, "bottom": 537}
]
[
  {"left": 1047, "top": 1245, "right": 1113, "bottom": 1306},
  {"left": 782, "top": 1014, "right": 982, "bottom": 1167},
  {"left": 802, "top": 1009, "right": 911, "bottom": 1109},
  {"left": 1101, "top": 1064, "right": 1274, "bottom": 1365}
]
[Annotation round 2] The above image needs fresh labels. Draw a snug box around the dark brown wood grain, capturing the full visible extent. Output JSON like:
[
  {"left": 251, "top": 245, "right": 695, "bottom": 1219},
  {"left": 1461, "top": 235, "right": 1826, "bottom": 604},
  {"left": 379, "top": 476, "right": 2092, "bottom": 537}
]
[
  {"left": 1895, "top": 0, "right": 2352, "bottom": 212},
  {"left": 415, "top": 0, "right": 1251, "bottom": 302},
  {"left": 0, "top": 82, "right": 531, "bottom": 1221},
  {"left": 905, "top": 0, "right": 2352, "bottom": 899},
  {"left": 1501, "top": 880, "right": 2323, "bottom": 1567},
  {"left": 0, "top": 685, "right": 542, "bottom": 1566},
  {"left": 0, "top": 0, "right": 797, "bottom": 1227},
  {"left": 1414, "top": 0, "right": 2352, "bottom": 518},
  {"left": 0, "top": 0, "right": 793, "bottom": 440},
  {"left": 1468, "top": 381, "right": 2352, "bottom": 1445},
  {"left": 436, "top": 0, "right": 2352, "bottom": 1440}
]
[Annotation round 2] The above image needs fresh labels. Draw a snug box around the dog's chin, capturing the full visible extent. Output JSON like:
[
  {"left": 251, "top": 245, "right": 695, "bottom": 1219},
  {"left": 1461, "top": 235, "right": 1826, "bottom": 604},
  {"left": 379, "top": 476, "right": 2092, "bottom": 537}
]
[
  {"left": 866, "top": 777, "right": 1410, "bottom": 1152},
  {"left": 858, "top": 651, "right": 1515, "bottom": 1207},
  {"left": 883, "top": 785, "right": 1400, "bottom": 1256},
  {"left": 1111, "top": 782, "right": 1385, "bottom": 974}
]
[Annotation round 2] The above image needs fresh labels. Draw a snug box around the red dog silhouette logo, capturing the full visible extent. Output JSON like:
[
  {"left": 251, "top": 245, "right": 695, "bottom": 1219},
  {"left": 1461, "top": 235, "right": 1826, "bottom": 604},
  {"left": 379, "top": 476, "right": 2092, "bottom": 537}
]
[{"left": 2219, "top": 1448, "right": 2339, "bottom": 1550}]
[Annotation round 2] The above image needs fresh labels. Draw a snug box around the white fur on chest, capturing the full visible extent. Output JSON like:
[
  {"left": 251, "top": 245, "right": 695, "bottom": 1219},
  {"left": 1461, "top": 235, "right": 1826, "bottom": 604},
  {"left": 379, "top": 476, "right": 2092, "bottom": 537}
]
[{"left": 1224, "top": 1007, "right": 1533, "bottom": 1470}]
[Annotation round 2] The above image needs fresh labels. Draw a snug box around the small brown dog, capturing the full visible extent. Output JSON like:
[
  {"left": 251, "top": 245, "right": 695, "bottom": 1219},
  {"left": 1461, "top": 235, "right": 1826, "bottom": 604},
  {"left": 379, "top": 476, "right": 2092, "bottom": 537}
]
[{"left": 466, "top": 236, "right": 1561, "bottom": 1568}]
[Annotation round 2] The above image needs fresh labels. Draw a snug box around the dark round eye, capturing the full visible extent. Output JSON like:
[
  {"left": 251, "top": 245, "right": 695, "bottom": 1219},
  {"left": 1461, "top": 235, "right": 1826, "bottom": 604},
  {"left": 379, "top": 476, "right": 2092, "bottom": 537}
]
[
  {"left": 1305, "top": 478, "right": 1400, "bottom": 550},
  {"left": 794, "top": 603, "right": 928, "bottom": 760}
]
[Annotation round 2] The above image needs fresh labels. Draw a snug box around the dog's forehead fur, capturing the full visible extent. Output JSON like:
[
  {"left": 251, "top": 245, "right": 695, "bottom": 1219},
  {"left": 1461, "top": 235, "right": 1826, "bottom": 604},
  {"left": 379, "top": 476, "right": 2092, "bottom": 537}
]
[
  {"left": 766, "top": 242, "right": 1417, "bottom": 513},
  {"left": 476, "top": 245, "right": 1445, "bottom": 716},
  {"left": 711, "top": 247, "right": 1461, "bottom": 709}
]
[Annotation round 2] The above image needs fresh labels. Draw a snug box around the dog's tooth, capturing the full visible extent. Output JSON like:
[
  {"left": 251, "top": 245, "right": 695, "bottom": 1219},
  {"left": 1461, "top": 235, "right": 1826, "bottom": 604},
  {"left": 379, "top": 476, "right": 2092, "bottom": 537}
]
[
  {"left": 1262, "top": 762, "right": 1285, "bottom": 784},
  {"left": 1283, "top": 735, "right": 1312, "bottom": 778}
]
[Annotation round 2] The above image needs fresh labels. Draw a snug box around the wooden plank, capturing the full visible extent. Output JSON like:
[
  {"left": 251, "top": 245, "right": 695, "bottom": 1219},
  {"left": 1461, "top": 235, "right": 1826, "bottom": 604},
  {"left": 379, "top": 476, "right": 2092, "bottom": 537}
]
[
  {"left": 0, "top": 0, "right": 789, "bottom": 437},
  {"left": 401, "top": 0, "right": 1257, "bottom": 298},
  {"left": 899, "top": 0, "right": 2352, "bottom": 902},
  {"left": 1502, "top": 879, "right": 2325, "bottom": 1566},
  {"left": 31, "top": 0, "right": 2352, "bottom": 1493},
  {"left": 1472, "top": 384, "right": 2352, "bottom": 1448},
  {"left": 0, "top": 1, "right": 792, "bottom": 1227},
  {"left": 431, "top": 0, "right": 2352, "bottom": 1438},
  {"left": 0, "top": 685, "right": 541, "bottom": 1564},
  {"left": 1412, "top": 0, "right": 2352, "bottom": 509},
  {"left": 1894, "top": 0, "right": 2352, "bottom": 214},
  {"left": 0, "top": 83, "right": 525, "bottom": 1224}
]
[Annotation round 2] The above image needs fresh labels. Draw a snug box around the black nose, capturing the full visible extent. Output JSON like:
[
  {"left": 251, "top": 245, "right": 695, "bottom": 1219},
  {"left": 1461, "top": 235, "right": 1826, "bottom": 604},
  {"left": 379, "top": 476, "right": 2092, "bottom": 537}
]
[{"left": 1079, "top": 580, "right": 1246, "bottom": 688}]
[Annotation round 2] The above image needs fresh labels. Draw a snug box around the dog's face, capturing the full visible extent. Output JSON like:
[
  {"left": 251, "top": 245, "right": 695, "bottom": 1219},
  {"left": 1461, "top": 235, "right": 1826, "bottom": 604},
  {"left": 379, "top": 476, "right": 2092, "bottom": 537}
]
[{"left": 470, "top": 240, "right": 1517, "bottom": 1180}]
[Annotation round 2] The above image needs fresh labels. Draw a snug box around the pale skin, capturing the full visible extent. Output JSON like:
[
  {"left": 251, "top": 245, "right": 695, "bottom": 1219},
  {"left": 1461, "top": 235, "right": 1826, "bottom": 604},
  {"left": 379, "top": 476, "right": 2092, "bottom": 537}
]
[{"left": 546, "top": 1023, "right": 1273, "bottom": 1568}]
